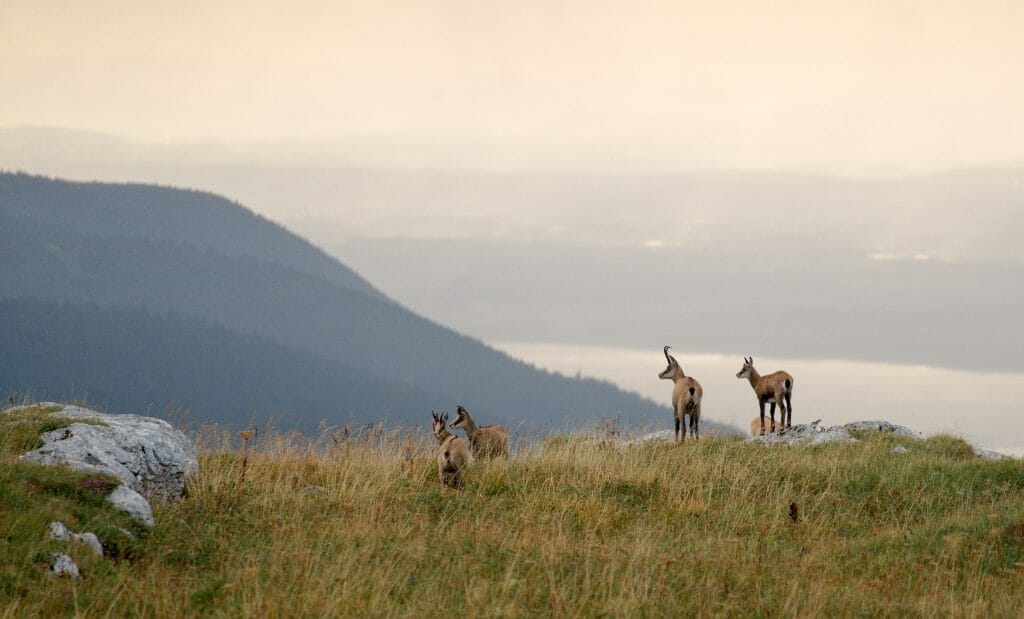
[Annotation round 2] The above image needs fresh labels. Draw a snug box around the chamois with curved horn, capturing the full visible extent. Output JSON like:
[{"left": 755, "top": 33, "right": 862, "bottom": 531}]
[
  {"left": 658, "top": 346, "right": 704, "bottom": 442},
  {"left": 431, "top": 411, "right": 472, "bottom": 488},
  {"left": 736, "top": 357, "right": 794, "bottom": 435},
  {"left": 450, "top": 405, "right": 510, "bottom": 459}
]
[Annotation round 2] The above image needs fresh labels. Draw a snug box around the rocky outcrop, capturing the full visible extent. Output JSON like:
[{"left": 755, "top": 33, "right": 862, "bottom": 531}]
[
  {"left": 840, "top": 420, "right": 918, "bottom": 438},
  {"left": 972, "top": 445, "right": 1011, "bottom": 461},
  {"left": 11, "top": 402, "right": 196, "bottom": 525},
  {"left": 744, "top": 419, "right": 922, "bottom": 447},
  {"left": 17, "top": 403, "right": 197, "bottom": 500},
  {"left": 625, "top": 419, "right": 1011, "bottom": 460},
  {"left": 48, "top": 521, "right": 103, "bottom": 556}
]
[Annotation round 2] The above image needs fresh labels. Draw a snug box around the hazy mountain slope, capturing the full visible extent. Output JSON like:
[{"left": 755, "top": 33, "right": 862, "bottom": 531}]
[
  {"left": 0, "top": 172, "right": 381, "bottom": 299},
  {"left": 0, "top": 299, "right": 447, "bottom": 428},
  {"left": 0, "top": 173, "right": 689, "bottom": 430}
]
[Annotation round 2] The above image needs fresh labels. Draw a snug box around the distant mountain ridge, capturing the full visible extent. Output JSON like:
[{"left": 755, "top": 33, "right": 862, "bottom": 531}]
[
  {"left": 0, "top": 172, "right": 381, "bottom": 298},
  {"left": 0, "top": 172, "right": 698, "bottom": 432},
  {"left": 0, "top": 299, "right": 443, "bottom": 428}
]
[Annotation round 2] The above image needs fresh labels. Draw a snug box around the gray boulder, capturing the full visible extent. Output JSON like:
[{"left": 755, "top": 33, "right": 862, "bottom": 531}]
[
  {"left": 842, "top": 420, "right": 918, "bottom": 438},
  {"left": 48, "top": 521, "right": 104, "bottom": 556},
  {"left": 18, "top": 403, "right": 197, "bottom": 501},
  {"left": 746, "top": 421, "right": 859, "bottom": 447},
  {"left": 49, "top": 553, "right": 80, "bottom": 578},
  {"left": 106, "top": 485, "right": 155, "bottom": 527},
  {"left": 13, "top": 402, "right": 196, "bottom": 526},
  {"left": 972, "top": 445, "right": 1011, "bottom": 461}
]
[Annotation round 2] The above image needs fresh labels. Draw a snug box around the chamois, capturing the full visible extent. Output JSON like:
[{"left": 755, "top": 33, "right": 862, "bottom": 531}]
[
  {"left": 749, "top": 416, "right": 776, "bottom": 436},
  {"left": 450, "top": 405, "right": 510, "bottom": 459},
  {"left": 736, "top": 357, "right": 794, "bottom": 435},
  {"left": 658, "top": 346, "right": 704, "bottom": 441},
  {"left": 431, "top": 411, "right": 472, "bottom": 488}
]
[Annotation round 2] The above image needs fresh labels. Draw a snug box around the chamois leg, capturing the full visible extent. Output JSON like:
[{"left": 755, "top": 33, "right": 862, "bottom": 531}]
[
  {"left": 784, "top": 393, "right": 793, "bottom": 428},
  {"left": 690, "top": 404, "right": 700, "bottom": 440},
  {"left": 759, "top": 401, "right": 767, "bottom": 435},
  {"left": 674, "top": 415, "right": 681, "bottom": 443},
  {"left": 769, "top": 402, "right": 778, "bottom": 434}
]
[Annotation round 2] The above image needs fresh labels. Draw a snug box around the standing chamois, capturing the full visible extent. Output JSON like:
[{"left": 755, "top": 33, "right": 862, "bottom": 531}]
[
  {"left": 736, "top": 357, "right": 794, "bottom": 435},
  {"left": 749, "top": 416, "right": 776, "bottom": 436},
  {"left": 431, "top": 411, "right": 472, "bottom": 488},
  {"left": 450, "top": 405, "right": 510, "bottom": 459},
  {"left": 658, "top": 346, "right": 704, "bottom": 442}
]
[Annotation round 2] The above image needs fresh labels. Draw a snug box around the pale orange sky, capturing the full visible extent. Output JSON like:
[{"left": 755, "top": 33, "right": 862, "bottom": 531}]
[{"left": 2, "top": 0, "right": 1023, "bottom": 170}]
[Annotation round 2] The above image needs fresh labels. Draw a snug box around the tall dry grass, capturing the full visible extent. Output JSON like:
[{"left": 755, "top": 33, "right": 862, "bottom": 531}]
[{"left": 4, "top": 421, "right": 1024, "bottom": 617}]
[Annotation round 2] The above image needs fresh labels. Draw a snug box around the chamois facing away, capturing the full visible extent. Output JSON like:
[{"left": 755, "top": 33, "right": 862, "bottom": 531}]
[
  {"left": 450, "top": 405, "right": 510, "bottom": 459},
  {"left": 736, "top": 357, "right": 794, "bottom": 435},
  {"left": 431, "top": 411, "right": 472, "bottom": 488},
  {"left": 658, "top": 346, "right": 704, "bottom": 442}
]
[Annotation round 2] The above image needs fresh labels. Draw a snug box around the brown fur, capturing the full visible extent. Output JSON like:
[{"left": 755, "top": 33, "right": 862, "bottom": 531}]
[
  {"left": 749, "top": 416, "right": 777, "bottom": 436},
  {"left": 450, "top": 406, "right": 510, "bottom": 459},
  {"left": 737, "top": 357, "right": 794, "bottom": 435},
  {"left": 431, "top": 412, "right": 472, "bottom": 488},
  {"left": 658, "top": 346, "right": 704, "bottom": 442}
]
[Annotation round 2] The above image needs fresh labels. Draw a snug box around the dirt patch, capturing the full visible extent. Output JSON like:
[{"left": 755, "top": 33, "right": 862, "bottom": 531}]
[
  {"left": 79, "top": 475, "right": 118, "bottom": 496},
  {"left": 1003, "top": 523, "right": 1024, "bottom": 545}
]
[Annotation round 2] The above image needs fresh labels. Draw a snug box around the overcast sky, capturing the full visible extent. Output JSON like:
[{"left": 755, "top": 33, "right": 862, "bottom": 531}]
[{"left": 3, "top": 1, "right": 1024, "bottom": 172}]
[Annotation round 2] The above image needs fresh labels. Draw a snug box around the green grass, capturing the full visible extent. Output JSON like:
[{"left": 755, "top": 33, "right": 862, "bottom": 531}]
[
  {"left": 0, "top": 406, "right": 144, "bottom": 615},
  {"left": 2, "top": 410, "right": 1024, "bottom": 616}
]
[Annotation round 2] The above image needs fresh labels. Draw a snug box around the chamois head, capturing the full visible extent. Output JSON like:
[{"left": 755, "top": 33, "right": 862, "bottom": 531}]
[
  {"left": 658, "top": 346, "right": 684, "bottom": 380},
  {"left": 736, "top": 356, "right": 755, "bottom": 379},
  {"left": 450, "top": 405, "right": 472, "bottom": 431},
  {"left": 430, "top": 411, "right": 449, "bottom": 439}
]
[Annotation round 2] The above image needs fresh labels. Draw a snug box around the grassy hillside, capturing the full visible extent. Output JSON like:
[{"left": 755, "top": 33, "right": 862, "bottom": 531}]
[
  {"left": 4, "top": 411, "right": 1023, "bottom": 616},
  {"left": 0, "top": 172, "right": 681, "bottom": 430}
]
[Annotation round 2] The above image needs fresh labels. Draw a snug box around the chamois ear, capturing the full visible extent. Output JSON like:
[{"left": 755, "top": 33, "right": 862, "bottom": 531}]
[{"left": 442, "top": 413, "right": 449, "bottom": 423}]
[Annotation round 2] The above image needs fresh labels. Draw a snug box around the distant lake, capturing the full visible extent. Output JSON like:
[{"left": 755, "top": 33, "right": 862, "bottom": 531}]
[{"left": 495, "top": 342, "right": 1024, "bottom": 457}]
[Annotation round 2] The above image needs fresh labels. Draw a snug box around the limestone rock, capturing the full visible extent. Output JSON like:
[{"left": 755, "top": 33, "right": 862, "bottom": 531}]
[
  {"left": 745, "top": 422, "right": 859, "bottom": 446},
  {"left": 972, "top": 445, "right": 1011, "bottom": 461},
  {"left": 18, "top": 403, "right": 197, "bottom": 501},
  {"left": 48, "top": 521, "right": 104, "bottom": 556},
  {"left": 107, "top": 485, "right": 155, "bottom": 528},
  {"left": 842, "top": 420, "right": 918, "bottom": 438},
  {"left": 49, "top": 553, "right": 80, "bottom": 578}
]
